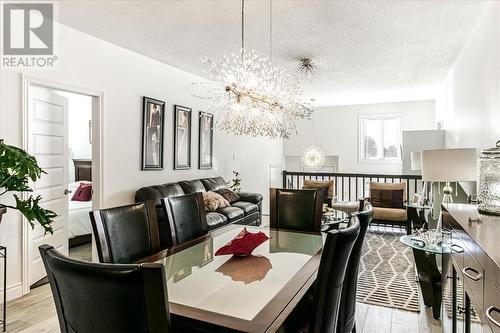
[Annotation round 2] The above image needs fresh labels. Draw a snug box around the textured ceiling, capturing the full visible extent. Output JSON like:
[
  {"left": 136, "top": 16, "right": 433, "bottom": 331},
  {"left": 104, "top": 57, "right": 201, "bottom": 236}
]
[{"left": 57, "top": 0, "right": 487, "bottom": 106}]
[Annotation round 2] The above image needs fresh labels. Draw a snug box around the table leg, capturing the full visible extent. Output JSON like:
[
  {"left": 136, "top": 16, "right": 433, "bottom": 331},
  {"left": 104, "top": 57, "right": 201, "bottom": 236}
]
[
  {"left": 412, "top": 249, "right": 442, "bottom": 319},
  {"left": 406, "top": 206, "right": 419, "bottom": 234}
]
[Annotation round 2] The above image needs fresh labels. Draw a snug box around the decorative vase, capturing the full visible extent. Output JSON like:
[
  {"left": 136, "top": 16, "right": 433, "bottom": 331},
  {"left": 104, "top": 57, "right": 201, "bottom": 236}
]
[{"left": 478, "top": 140, "right": 500, "bottom": 215}]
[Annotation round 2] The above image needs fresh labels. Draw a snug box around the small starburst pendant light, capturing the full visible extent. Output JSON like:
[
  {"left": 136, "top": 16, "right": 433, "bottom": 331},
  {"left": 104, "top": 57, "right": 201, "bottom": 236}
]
[
  {"left": 194, "top": 0, "right": 312, "bottom": 139},
  {"left": 300, "top": 113, "right": 325, "bottom": 171},
  {"left": 301, "top": 145, "right": 326, "bottom": 171}
]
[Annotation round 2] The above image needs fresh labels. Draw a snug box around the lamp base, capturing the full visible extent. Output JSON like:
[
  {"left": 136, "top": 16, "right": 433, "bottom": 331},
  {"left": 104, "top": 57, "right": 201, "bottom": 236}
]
[
  {"left": 442, "top": 182, "right": 454, "bottom": 204},
  {"left": 435, "top": 182, "right": 454, "bottom": 232}
]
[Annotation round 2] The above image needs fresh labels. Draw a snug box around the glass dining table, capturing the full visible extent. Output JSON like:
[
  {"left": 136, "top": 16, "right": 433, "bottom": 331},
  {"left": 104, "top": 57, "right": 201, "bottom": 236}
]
[{"left": 140, "top": 224, "right": 326, "bottom": 333}]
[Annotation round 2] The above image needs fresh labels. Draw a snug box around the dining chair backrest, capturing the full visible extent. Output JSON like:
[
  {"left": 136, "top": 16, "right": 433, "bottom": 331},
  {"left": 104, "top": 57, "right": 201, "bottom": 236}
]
[
  {"left": 269, "top": 188, "right": 324, "bottom": 233},
  {"left": 39, "top": 244, "right": 170, "bottom": 333},
  {"left": 90, "top": 201, "right": 160, "bottom": 263},
  {"left": 309, "top": 217, "right": 360, "bottom": 333},
  {"left": 161, "top": 192, "right": 208, "bottom": 246},
  {"left": 336, "top": 204, "right": 373, "bottom": 333}
]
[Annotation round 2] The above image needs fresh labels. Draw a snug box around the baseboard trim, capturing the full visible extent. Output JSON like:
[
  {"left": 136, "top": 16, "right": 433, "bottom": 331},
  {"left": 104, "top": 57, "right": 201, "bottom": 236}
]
[{"left": 0, "top": 283, "right": 23, "bottom": 303}]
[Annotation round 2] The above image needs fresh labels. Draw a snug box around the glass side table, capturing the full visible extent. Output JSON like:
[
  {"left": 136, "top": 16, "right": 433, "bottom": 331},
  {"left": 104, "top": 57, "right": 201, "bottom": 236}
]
[
  {"left": 321, "top": 209, "right": 349, "bottom": 232},
  {"left": 400, "top": 234, "right": 449, "bottom": 320},
  {"left": 405, "top": 203, "right": 433, "bottom": 234}
]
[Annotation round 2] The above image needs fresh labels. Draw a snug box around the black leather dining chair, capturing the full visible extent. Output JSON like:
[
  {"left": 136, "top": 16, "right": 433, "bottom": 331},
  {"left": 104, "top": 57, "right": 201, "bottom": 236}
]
[
  {"left": 90, "top": 201, "right": 160, "bottom": 263},
  {"left": 337, "top": 204, "right": 373, "bottom": 333},
  {"left": 270, "top": 188, "right": 324, "bottom": 233},
  {"left": 39, "top": 244, "right": 171, "bottom": 333},
  {"left": 161, "top": 192, "right": 208, "bottom": 246},
  {"left": 281, "top": 217, "right": 360, "bottom": 333}
]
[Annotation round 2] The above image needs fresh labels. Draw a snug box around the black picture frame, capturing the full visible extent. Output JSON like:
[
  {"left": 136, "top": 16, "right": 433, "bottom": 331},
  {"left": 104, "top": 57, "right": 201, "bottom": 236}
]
[
  {"left": 198, "top": 112, "right": 214, "bottom": 169},
  {"left": 174, "top": 105, "right": 192, "bottom": 170},
  {"left": 141, "top": 97, "right": 165, "bottom": 170}
]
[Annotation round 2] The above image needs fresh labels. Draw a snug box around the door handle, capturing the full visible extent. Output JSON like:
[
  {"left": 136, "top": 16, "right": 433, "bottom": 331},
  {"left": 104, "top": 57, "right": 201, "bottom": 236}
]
[
  {"left": 462, "top": 266, "right": 483, "bottom": 281},
  {"left": 451, "top": 244, "right": 464, "bottom": 253},
  {"left": 486, "top": 306, "right": 500, "bottom": 327}
]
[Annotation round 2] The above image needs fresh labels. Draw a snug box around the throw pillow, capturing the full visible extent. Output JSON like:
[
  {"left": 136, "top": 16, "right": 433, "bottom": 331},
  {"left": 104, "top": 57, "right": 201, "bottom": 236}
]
[
  {"left": 71, "top": 182, "right": 92, "bottom": 201},
  {"left": 203, "top": 191, "right": 230, "bottom": 211},
  {"left": 215, "top": 188, "right": 240, "bottom": 203},
  {"left": 371, "top": 189, "right": 404, "bottom": 209}
]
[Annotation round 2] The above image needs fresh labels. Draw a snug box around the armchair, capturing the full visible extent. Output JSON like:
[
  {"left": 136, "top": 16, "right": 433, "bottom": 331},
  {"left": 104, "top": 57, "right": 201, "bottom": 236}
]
[
  {"left": 366, "top": 182, "right": 409, "bottom": 234},
  {"left": 302, "top": 179, "right": 334, "bottom": 207}
]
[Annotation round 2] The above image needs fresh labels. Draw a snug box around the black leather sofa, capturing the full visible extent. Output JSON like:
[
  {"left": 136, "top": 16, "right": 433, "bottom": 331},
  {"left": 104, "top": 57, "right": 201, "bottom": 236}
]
[{"left": 135, "top": 177, "right": 263, "bottom": 249}]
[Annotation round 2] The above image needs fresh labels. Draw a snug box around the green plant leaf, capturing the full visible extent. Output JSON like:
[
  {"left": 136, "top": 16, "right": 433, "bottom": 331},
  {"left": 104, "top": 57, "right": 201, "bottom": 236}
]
[
  {"left": 1, "top": 140, "right": 54, "bottom": 234},
  {"left": 13, "top": 195, "right": 56, "bottom": 234},
  {"left": 0, "top": 140, "right": 44, "bottom": 190}
]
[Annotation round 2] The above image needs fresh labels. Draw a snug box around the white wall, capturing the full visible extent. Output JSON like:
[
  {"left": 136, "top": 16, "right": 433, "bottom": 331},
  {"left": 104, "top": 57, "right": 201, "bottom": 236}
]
[
  {"left": 60, "top": 91, "right": 93, "bottom": 182},
  {"left": 284, "top": 100, "right": 436, "bottom": 174},
  {"left": 0, "top": 23, "right": 282, "bottom": 300},
  {"left": 436, "top": 2, "right": 500, "bottom": 150}
]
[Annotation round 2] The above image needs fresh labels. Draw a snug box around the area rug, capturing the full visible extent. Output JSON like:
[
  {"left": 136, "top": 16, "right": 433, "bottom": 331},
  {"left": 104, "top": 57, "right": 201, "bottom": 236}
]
[{"left": 356, "top": 227, "right": 421, "bottom": 312}]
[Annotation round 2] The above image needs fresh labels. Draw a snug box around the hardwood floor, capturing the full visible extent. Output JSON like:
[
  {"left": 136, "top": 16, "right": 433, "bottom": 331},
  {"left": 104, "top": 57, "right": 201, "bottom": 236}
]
[
  {"left": 4, "top": 284, "right": 441, "bottom": 333},
  {"left": 5, "top": 284, "right": 58, "bottom": 333},
  {"left": 356, "top": 302, "right": 442, "bottom": 333}
]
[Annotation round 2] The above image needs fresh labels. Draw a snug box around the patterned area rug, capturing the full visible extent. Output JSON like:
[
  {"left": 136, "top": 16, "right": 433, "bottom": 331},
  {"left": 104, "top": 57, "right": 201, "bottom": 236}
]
[{"left": 357, "top": 227, "right": 421, "bottom": 312}]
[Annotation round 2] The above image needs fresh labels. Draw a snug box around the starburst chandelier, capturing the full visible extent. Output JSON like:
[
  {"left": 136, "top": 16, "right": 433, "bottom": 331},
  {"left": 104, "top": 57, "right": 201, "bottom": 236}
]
[{"left": 194, "top": 0, "right": 312, "bottom": 139}]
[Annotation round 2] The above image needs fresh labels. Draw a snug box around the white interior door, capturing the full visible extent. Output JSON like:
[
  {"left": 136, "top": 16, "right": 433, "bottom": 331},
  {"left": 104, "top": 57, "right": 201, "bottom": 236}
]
[{"left": 28, "top": 86, "right": 69, "bottom": 285}]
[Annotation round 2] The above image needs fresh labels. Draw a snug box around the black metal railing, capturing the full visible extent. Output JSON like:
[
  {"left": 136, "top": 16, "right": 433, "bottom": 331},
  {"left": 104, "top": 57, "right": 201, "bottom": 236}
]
[{"left": 282, "top": 170, "right": 423, "bottom": 203}]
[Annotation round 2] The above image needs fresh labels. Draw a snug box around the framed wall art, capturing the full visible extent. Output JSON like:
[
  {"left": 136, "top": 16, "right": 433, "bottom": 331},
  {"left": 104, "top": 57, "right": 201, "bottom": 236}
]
[
  {"left": 198, "top": 112, "right": 214, "bottom": 169},
  {"left": 174, "top": 105, "right": 192, "bottom": 169},
  {"left": 141, "top": 97, "right": 165, "bottom": 170}
]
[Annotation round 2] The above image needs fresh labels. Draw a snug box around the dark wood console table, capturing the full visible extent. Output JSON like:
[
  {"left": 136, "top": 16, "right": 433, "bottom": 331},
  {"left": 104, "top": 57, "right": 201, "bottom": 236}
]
[{"left": 442, "top": 204, "right": 500, "bottom": 333}]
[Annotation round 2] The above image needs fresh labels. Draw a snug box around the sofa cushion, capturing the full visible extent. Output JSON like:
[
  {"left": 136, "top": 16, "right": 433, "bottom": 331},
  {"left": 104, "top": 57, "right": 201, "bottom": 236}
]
[
  {"left": 178, "top": 180, "right": 206, "bottom": 194},
  {"left": 373, "top": 207, "right": 407, "bottom": 222},
  {"left": 200, "top": 177, "right": 227, "bottom": 192},
  {"left": 135, "top": 183, "right": 184, "bottom": 206},
  {"left": 369, "top": 182, "right": 406, "bottom": 206},
  {"left": 231, "top": 201, "right": 258, "bottom": 215},
  {"left": 216, "top": 188, "right": 240, "bottom": 203},
  {"left": 237, "top": 192, "right": 263, "bottom": 204},
  {"left": 216, "top": 206, "right": 245, "bottom": 221},
  {"left": 206, "top": 212, "right": 228, "bottom": 230}
]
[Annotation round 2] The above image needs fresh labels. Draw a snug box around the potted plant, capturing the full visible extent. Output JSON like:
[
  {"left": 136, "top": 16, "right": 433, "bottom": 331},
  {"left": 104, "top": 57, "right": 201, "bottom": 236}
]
[
  {"left": 0, "top": 139, "right": 56, "bottom": 234},
  {"left": 228, "top": 171, "right": 242, "bottom": 192}
]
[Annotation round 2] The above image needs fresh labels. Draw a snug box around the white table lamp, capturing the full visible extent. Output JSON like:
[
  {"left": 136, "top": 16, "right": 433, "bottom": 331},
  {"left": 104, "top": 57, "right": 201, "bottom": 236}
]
[
  {"left": 421, "top": 148, "right": 477, "bottom": 203},
  {"left": 421, "top": 148, "right": 476, "bottom": 234}
]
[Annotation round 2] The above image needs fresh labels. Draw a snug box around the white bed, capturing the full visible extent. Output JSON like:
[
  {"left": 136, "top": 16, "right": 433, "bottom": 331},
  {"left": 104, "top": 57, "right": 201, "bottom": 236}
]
[{"left": 68, "top": 181, "right": 93, "bottom": 239}]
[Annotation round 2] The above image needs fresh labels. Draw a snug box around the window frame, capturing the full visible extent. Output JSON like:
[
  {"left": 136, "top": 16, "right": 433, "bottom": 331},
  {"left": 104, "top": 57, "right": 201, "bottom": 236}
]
[{"left": 358, "top": 114, "right": 402, "bottom": 164}]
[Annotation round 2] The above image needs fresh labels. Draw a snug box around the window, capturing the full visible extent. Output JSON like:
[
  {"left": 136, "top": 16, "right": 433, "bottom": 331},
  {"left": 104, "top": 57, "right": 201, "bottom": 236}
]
[{"left": 359, "top": 114, "right": 401, "bottom": 162}]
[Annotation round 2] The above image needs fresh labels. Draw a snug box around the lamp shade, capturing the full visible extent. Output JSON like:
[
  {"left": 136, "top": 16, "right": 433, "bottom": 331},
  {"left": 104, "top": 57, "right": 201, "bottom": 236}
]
[
  {"left": 410, "top": 152, "right": 422, "bottom": 171},
  {"left": 421, "top": 148, "right": 477, "bottom": 182}
]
